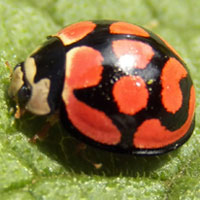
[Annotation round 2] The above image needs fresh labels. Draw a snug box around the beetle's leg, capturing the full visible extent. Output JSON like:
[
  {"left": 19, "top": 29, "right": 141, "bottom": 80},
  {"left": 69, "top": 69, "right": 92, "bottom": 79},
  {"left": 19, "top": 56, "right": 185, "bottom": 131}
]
[{"left": 30, "top": 112, "right": 59, "bottom": 142}]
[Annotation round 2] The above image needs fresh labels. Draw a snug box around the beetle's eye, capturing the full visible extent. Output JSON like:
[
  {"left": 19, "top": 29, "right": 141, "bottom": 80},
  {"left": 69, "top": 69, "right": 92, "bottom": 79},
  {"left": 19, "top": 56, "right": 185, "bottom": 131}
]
[{"left": 18, "top": 85, "right": 31, "bottom": 107}]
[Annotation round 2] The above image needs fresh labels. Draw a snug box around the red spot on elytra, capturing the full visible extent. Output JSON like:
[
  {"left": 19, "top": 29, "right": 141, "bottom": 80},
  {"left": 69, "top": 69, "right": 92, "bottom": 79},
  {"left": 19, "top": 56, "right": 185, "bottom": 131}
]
[
  {"left": 113, "top": 76, "right": 149, "bottom": 115},
  {"left": 66, "top": 94, "right": 121, "bottom": 145},
  {"left": 110, "top": 22, "right": 150, "bottom": 37},
  {"left": 133, "top": 86, "right": 195, "bottom": 149},
  {"left": 161, "top": 58, "right": 187, "bottom": 113},
  {"left": 62, "top": 46, "right": 121, "bottom": 145},
  {"left": 65, "top": 46, "right": 103, "bottom": 89},
  {"left": 55, "top": 21, "right": 96, "bottom": 45},
  {"left": 112, "top": 40, "right": 154, "bottom": 70}
]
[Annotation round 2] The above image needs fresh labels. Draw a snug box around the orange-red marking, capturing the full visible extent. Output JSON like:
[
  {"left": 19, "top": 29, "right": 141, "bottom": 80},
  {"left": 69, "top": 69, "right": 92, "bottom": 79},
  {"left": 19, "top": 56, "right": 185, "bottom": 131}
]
[
  {"left": 110, "top": 22, "right": 149, "bottom": 37},
  {"left": 133, "top": 86, "right": 195, "bottom": 149},
  {"left": 55, "top": 21, "right": 96, "bottom": 45},
  {"left": 113, "top": 76, "right": 149, "bottom": 115},
  {"left": 62, "top": 46, "right": 121, "bottom": 145},
  {"left": 112, "top": 40, "right": 154, "bottom": 70},
  {"left": 161, "top": 58, "right": 187, "bottom": 113},
  {"left": 65, "top": 46, "right": 103, "bottom": 89},
  {"left": 66, "top": 94, "right": 121, "bottom": 145}
]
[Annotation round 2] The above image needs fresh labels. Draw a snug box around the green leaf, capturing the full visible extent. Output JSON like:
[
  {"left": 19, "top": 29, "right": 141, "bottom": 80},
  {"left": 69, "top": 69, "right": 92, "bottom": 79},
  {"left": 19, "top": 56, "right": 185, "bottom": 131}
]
[{"left": 0, "top": 0, "right": 200, "bottom": 199}]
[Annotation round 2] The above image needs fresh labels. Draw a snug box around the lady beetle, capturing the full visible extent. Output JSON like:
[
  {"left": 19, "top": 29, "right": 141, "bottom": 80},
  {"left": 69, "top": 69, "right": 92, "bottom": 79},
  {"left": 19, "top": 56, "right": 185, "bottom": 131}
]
[{"left": 9, "top": 21, "right": 195, "bottom": 155}]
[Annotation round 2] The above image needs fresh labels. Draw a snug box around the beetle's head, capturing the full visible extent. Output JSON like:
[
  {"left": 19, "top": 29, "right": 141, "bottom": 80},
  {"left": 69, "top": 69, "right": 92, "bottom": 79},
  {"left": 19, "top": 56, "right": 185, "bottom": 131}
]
[
  {"left": 8, "top": 62, "right": 31, "bottom": 112},
  {"left": 8, "top": 57, "right": 51, "bottom": 117}
]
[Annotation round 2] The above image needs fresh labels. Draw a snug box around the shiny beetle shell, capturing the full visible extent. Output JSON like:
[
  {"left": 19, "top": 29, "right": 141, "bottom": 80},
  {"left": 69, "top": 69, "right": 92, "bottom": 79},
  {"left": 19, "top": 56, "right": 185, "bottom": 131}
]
[{"left": 9, "top": 21, "right": 195, "bottom": 155}]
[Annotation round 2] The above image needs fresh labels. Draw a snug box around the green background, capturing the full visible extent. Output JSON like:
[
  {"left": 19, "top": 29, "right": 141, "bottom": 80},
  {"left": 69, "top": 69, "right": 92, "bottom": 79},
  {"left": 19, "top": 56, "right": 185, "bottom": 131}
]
[{"left": 1, "top": 0, "right": 200, "bottom": 199}]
